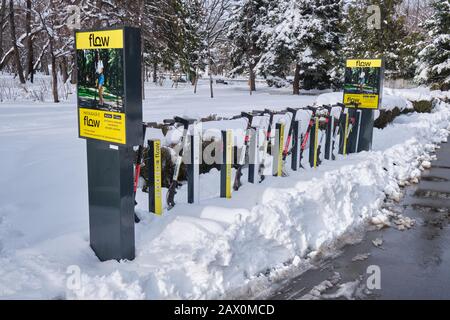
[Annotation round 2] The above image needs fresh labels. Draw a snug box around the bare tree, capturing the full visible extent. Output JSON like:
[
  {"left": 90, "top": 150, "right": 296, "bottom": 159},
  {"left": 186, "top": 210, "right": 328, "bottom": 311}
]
[
  {"left": 9, "top": 0, "right": 25, "bottom": 83},
  {"left": 400, "top": 0, "right": 433, "bottom": 32},
  {"left": 25, "top": 0, "right": 34, "bottom": 82},
  {"left": 0, "top": 0, "right": 6, "bottom": 62},
  {"left": 193, "top": 0, "right": 231, "bottom": 97},
  {"left": 34, "top": 0, "right": 62, "bottom": 102}
]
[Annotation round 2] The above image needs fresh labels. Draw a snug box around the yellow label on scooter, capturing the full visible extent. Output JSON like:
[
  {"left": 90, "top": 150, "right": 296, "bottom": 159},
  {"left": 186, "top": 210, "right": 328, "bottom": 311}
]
[
  {"left": 278, "top": 124, "right": 285, "bottom": 176},
  {"left": 313, "top": 117, "right": 319, "bottom": 168},
  {"left": 153, "top": 140, "right": 162, "bottom": 215},
  {"left": 226, "top": 130, "right": 233, "bottom": 198}
]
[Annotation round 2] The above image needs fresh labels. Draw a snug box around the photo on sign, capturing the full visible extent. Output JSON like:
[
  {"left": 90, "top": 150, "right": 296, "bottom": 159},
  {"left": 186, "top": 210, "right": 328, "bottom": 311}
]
[
  {"left": 344, "top": 67, "right": 380, "bottom": 95},
  {"left": 77, "top": 48, "right": 124, "bottom": 112}
]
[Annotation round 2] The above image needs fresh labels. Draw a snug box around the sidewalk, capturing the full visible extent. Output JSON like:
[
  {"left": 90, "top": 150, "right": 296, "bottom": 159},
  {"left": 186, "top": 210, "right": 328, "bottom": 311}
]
[{"left": 270, "top": 142, "right": 450, "bottom": 300}]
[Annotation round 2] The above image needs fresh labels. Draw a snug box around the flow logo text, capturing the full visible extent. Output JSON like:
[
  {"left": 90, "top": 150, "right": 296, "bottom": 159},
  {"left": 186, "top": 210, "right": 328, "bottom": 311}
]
[{"left": 89, "top": 33, "right": 110, "bottom": 47}]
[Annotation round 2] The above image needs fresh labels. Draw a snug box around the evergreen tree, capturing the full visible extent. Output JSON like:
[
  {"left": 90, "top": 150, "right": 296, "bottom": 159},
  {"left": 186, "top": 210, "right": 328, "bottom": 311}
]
[
  {"left": 256, "top": 0, "right": 290, "bottom": 83},
  {"left": 144, "top": 0, "right": 203, "bottom": 82},
  {"left": 257, "top": 0, "right": 344, "bottom": 93},
  {"left": 300, "top": 0, "right": 344, "bottom": 90},
  {"left": 178, "top": 0, "right": 204, "bottom": 82},
  {"left": 344, "top": 0, "right": 420, "bottom": 80},
  {"left": 415, "top": 0, "right": 450, "bottom": 90},
  {"left": 227, "top": 0, "right": 269, "bottom": 91}
]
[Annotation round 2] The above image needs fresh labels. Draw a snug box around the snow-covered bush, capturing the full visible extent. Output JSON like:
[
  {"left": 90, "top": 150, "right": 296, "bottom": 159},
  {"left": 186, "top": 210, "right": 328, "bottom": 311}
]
[
  {"left": 0, "top": 74, "right": 73, "bottom": 102},
  {"left": 266, "top": 76, "right": 291, "bottom": 88},
  {"left": 0, "top": 78, "right": 21, "bottom": 102}
]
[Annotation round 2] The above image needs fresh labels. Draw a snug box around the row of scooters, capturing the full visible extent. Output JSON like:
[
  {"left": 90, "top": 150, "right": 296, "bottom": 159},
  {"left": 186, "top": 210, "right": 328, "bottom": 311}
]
[{"left": 133, "top": 102, "right": 363, "bottom": 215}]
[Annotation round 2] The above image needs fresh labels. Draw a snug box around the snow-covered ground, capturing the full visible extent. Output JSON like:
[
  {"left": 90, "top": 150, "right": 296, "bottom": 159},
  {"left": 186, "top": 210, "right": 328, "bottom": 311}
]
[{"left": 0, "top": 79, "right": 449, "bottom": 299}]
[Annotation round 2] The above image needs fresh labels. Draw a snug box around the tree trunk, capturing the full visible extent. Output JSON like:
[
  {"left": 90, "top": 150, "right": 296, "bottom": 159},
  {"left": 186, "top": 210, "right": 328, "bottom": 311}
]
[
  {"left": 0, "top": 0, "right": 6, "bottom": 61},
  {"left": 140, "top": 1, "right": 145, "bottom": 100},
  {"left": 50, "top": 39, "right": 59, "bottom": 103},
  {"left": 249, "top": 65, "right": 256, "bottom": 92},
  {"left": 94, "top": 0, "right": 103, "bottom": 28},
  {"left": 153, "top": 61, "right": 157, "bottom": 83},
  {"left": 25, "top": 0, "right": 33, "bottom": 82},
  {"left": 142, "top": 58, "right": 145, "bottom": 100},
  {"left": 141, "top": 53, "right": 145, "bottom": 100},
  {"left": 71, "top": 58, "right": 76, "bottom": 84},
  {"left": 293, "top": 64, "right": 300, "bottom": 95},
  {"left": 9, "top": 0, "right": 25, "bottom": 84},
  {"left": 209, "top": 72, "right": 214, "bottom": 98},
  {"left": 193, "top": 68, "right": 198, "bottom": 94},
  {"left": 42, "top": 56, "right": 49, "bottom": 75},
  {"left": 145, "top": 64, "right": 149, "bottom": 82},
  {"left": 60, "top": 56, "right": 69, "bottom": 83},
  {"left": 209, "top": 58, "right": 214, "bottom": 98}
]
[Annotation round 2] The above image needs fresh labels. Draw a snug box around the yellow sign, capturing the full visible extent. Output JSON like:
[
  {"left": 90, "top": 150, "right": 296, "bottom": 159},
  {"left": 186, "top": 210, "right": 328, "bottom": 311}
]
[
  {"left": 277, "top": 124, "right": 284, "bottom": 176},
  {"left": 225, "top": 130, "right": 233, "bottom": 199},
  {"left": 153, "top": 140, "right": 162, "bottom": 215},
  {"left": 313, "top": 118, "right": 319, "bottom": 168},
  {"left": 79, "top": 108, "right": 126, "bottom": 144},
  {"left": 343, "top": 58, "right": 383, "bottom": 109},
  {"left": 344, "top": 93, "right": 379, "bottom": 109},
  {"left": 76, "top": 29, "right": 124, "bottom": 49},
  {"left": 346, "top": 59, "right": 382, "bottom": 68}
]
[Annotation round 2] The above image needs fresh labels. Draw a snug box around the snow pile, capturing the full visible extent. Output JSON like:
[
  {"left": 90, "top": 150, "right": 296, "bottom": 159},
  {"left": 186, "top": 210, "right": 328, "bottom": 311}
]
[
  {"left": 0, "top": 97, "right": 449, "bottom": 299},
  {"left": 384, "top": 87, "right": 450, "bottom": 102},
  {"left": 315, "top": 90, "right": 413, "bottom": 112},
  {"left": 300, "top": 272, "right": 341, "bottom": 300},
  {"left": 321, "top": 278, "right": 365, "bottom": 300}
]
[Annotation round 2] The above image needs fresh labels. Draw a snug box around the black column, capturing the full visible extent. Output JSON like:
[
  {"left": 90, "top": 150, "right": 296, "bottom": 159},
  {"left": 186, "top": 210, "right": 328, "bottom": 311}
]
[
  {"left": 358, "top": 109, "right": 374, "bottom": 152},
  {"left": 87, "top": 140, "right": 135, "bottom": 261},
  {"left": 324, "top": 116, "right": 333, "bottom": 160},
  {"left": 309, "top": 118, "right": 318, "bottom": 168},
  {"left": 291, "top": 120, "right": 299, "bottom": 171}
]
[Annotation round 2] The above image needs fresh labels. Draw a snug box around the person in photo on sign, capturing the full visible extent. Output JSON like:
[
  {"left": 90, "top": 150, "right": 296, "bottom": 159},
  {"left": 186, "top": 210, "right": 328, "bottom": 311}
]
[
  {"left": 358, "top": 70, "right": 366, "bottom": 93},
  {"left": 97, "top": 67, "right": 105, "bottom": 106}
]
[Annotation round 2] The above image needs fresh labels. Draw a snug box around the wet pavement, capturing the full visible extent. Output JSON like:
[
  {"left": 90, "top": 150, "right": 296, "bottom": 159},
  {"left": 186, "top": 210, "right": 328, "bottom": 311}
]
[{"left": 269, "top": 142, "right": 450, "bottom": 300}]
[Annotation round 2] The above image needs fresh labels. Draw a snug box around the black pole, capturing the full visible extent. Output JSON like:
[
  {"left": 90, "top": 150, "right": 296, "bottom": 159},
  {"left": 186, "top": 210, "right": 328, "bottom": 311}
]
[
  {"left": 291, "top": 120, "right": 299, "bottom": 171},
  {"left": 324, "top": 114, "right": 333, "bottom": 160},
  {"left": 187, "top": 135, "right": 195, "bottom": 203},
  {"left": 248, "top": 128, "right": 258, "bottom": 183},
  {"left": 309, "top": 118, "right": 318, "bottom": 168}
]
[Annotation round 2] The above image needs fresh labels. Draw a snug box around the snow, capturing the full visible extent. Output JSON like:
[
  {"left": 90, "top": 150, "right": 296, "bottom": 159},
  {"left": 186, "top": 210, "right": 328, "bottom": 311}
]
[
  {"left": 384, "top": 86, "right": 450, "bottom": 102},
  {"left": 351, "top": 253, "right": 370, "bottom": 262},
  {"left": 0, "top": 80, "right": 449, "bottom": 299},
  {"left": 300, "top": 272, "right": 341, "bottom": 300}
]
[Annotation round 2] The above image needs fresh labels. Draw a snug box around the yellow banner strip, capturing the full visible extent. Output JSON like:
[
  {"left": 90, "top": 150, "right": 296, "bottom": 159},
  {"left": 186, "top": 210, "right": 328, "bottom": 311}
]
[
  {"left": 278, "top": 124, "right": 284, "bottom": 176},
  {"left": 346, "top": 59, "right": 382, "bottom": 68},
  {"left": 154, "top": 140, "right": 162, "bottom": 215},
  {"left": 313, "top": 118, "right": 319, "bottom": 168},
  {"left": 76, "top": 29, "right": 124, "bottom": 49},
  {"left": 226, "top": 130, "right": 232, "bottom": 199}
]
